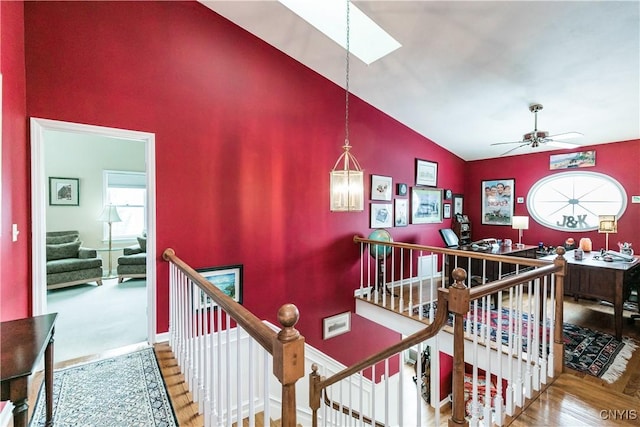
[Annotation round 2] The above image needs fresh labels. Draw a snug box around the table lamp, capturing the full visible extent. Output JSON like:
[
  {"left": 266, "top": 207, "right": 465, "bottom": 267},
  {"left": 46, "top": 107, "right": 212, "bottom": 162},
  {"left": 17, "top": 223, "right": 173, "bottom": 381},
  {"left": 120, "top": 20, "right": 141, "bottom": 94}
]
[
  {"left": 512, "top": 216, "right": 529, "bottom": 248},
  {"left": 598, "top": 214, "right": 617, "bottom": 251},
  {"left": 98, "top": 204, "right": 122, "bottom": 276}
]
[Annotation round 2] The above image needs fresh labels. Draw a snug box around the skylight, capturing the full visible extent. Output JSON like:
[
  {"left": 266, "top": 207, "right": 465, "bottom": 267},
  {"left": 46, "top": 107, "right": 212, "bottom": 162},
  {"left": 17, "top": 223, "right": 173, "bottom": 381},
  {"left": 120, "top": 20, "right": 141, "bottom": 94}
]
[{"left": 278, "top": 0, "right": 401, "bottom": 65}]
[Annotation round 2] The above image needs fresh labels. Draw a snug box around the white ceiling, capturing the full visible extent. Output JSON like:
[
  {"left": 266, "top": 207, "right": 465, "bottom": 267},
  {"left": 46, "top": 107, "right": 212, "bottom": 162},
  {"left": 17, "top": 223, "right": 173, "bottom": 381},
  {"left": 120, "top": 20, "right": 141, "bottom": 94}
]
[{"left": 201, "top": 1, "right": 640, "bottom": 161}]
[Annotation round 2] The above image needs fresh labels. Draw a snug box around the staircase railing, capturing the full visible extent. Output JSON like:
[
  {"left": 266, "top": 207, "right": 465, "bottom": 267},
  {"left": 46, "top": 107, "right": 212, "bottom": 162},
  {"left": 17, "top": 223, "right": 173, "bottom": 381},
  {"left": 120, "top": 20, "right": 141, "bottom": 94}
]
[
  {"left": 163, "top": 248, "right": 305, "bottom": 427},
  {"left": 307, "top": 237, "right": 566, "bottom": 426}
]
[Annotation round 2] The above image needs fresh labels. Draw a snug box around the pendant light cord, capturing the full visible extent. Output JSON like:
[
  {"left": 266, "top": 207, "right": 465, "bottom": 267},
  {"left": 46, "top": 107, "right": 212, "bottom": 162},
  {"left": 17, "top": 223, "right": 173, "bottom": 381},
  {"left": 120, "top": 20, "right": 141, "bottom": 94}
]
[{"left": 344, "top": 0, "right": 350, "bottom": 147}]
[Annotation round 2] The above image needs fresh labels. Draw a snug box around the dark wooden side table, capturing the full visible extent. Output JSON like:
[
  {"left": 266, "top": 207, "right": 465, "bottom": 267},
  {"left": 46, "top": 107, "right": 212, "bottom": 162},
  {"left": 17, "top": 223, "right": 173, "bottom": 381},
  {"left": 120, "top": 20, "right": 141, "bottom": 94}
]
[{"left": 1, "top": 313, "right": 57, "bottom": 427}]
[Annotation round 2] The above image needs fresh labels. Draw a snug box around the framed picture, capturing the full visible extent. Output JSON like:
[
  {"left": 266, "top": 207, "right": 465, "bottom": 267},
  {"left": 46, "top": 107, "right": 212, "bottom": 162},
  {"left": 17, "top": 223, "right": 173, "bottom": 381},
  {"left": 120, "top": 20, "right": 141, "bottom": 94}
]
[
  {"left": 444, "top": 189, "right": 453, "bottom": 200},
  {"left": 371, "top": 203, "right": 393, "bottom": 228},
  {"left": 481, "top": 179, "right": 515, "bottom": 225},
  {"left": 443, "top": 203, "right": 451, "bottom": 219},
  {"left": 194, "top": 264, "right": 243, "bottom": 309},
  {"left": 452, "top": 194, "right": 464, "bottom": 215},
  {"left": 549, "top": 150, "right": 596, "bottom": 170},
  {"left": 411, "top": 187, "right": 443, "bottom": 224},
  {"left": 415, "top": 159, "right": 438, "bottom": 187},
  {"left": 394, "top": 199, "right": 408, "bottom": 227},
  {"left": 323, "top": 311, "right": 351, "bottom": 339},
  {"left": 371, "top": 174, "right": 393, "bottom": 201},
  {"left": 49, "top": 177, "right": 79, "bottom": 206},
  {"left": 396, "top": 183, "right": 408, "bottom": 196}
]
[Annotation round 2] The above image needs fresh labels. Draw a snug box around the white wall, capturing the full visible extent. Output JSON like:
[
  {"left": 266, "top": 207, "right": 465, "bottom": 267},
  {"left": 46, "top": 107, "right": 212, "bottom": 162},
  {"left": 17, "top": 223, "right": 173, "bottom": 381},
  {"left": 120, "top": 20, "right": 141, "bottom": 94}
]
[{"left": 44, "top": 129, "right": 145, "bottom": 252}]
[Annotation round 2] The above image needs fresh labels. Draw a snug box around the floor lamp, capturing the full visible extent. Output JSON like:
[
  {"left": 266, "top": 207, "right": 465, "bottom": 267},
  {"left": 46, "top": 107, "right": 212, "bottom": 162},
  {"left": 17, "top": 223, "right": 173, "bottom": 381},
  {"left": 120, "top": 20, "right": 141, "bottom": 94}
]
[
  {"left": 512, "top": 216, "right": 529, "bottom": 248},
  {"left": 98, "top": 204, "right": 122, "bottom": 278}
]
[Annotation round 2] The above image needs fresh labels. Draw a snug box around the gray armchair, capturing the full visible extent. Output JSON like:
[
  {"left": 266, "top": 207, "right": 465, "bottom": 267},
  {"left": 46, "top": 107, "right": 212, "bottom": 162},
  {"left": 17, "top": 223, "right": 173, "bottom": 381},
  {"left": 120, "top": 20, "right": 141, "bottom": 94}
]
[
  {"left": 117, "top": 235, "right": 147, "bottom": 283},
  {"left": 46, "top": 230, "right": 103, "bottom": 289}
]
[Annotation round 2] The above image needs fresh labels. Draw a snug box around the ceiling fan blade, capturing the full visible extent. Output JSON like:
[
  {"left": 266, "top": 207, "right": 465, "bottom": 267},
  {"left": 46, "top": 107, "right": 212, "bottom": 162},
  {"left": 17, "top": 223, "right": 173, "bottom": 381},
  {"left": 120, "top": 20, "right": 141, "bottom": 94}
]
[
  {"left": 490, "top": 140, "right": 526, "bottom": 146},
  {"left": 546, "top": 139, "right": 582, "bottom": 149},
  {"left": 500, "top": 142, "right": 531, "bottom": 156},
  {"left": 547, "top": 131, "right": 583, "bottom": 140}
]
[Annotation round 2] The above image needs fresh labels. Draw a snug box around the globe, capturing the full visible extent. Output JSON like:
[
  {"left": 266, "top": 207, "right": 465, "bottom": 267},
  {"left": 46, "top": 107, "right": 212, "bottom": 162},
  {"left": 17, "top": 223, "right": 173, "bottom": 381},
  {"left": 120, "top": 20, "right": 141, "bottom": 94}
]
[{"left": 368, "top": 229, "right": 393, "bottom": 259}]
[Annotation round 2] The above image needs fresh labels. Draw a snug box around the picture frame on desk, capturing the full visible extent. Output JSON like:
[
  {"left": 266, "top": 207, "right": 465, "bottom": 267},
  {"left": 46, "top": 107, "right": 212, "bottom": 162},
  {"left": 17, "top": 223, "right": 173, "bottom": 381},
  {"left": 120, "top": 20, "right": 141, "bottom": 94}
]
[{"left": 481, "top": 178, "right": 514, "bottom": 226}]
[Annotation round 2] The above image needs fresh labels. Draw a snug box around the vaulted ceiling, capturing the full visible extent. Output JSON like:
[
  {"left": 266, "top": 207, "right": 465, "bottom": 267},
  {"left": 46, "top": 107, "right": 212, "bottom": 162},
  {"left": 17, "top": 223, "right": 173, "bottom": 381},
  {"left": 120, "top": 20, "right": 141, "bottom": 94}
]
[{"left": 202, "top": 1, "right": 639, "bottom": 161}]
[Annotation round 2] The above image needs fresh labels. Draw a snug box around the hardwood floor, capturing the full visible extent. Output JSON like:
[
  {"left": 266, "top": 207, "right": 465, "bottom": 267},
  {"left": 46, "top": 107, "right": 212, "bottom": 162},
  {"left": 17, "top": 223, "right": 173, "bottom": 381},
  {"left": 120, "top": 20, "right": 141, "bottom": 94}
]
[{"left": 21, "top": 296, "right": 639, "bottom": 426}]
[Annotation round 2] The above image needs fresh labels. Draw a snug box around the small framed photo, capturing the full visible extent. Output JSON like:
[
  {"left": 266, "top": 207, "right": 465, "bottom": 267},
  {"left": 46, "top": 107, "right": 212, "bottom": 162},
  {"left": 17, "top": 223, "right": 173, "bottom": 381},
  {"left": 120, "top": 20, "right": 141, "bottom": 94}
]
[
  {"left": 394, "top": 199, "right": 408, "bottom": 227},
  {"left": 411, "top": 187, "right": 443, "bottom": 224},
  {"left": 481, "top": 179, "right": 515, "bottom": 225},
  {"left": 371, "top": 203, "right": 393, "bottom": 228},
  {"left": 49, "top": 177, "right": 79, "bottom": 206},
  {"left": 453, "top": 194, "right": 464, "bottom": 215},
  {"left": 444, "top": 189, "right": 453, "bottom": 200},
  {"left": 415, "top": 159, "right": 438, "bottom": 187},
  {"left": 396, "top": 183, "right": 408, "bottom": 196},
  {"left": 443, "top": 203, "right": 451, "bottom": 219},
  {"left": 323, "top": 311, "right": 351, "bottom": 339},
  {"left": 371, "top": 174, "right": 392, "bottom": 201},
  {"left": 195, "top": 264, "right": 243, "bottom": 309}
]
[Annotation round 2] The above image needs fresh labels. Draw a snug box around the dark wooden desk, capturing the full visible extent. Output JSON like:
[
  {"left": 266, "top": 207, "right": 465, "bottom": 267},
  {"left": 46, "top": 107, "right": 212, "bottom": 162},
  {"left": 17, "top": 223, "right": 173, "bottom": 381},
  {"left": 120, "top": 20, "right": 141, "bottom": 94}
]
[
  {"left": 446, "top": 244, "right": 538, "bottom": 283},
  {"left": 541, "top": 250, "right": 640, "bottom": 339},
  {"left": 1, "top": 313, "right": 57, "bottom": 427}
]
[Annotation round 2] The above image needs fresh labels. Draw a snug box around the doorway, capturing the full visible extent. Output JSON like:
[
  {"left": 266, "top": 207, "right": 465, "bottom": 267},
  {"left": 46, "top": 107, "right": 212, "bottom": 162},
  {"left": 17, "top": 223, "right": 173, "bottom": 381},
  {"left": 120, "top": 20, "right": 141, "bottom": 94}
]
[{"left": 30, "top": 118, "right": 157, "bottom": 361}]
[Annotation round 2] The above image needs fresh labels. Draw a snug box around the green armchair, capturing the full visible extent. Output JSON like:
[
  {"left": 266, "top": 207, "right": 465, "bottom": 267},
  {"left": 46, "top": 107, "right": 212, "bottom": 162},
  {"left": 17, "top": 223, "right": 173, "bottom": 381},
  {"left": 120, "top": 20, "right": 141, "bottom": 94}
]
[
  {"left": 117, "top": 235, "right": 147, "bottom": 283},
  {"left": 46, "top": 230, "right": 103, "bottom": 289}
]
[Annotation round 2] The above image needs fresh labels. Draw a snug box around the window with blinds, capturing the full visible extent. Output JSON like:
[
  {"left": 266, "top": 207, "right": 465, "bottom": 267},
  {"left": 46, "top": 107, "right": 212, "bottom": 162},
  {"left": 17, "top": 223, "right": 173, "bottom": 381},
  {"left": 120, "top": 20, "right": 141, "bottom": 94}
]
[{"left": 104, "top": 170, "right": 146, "bottom": 240}]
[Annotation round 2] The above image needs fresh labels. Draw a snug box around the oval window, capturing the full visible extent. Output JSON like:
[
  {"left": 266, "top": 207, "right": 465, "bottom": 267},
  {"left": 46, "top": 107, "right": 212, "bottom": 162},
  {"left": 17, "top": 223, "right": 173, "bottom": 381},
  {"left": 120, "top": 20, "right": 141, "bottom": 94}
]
[{"left": 526, "top": 171, "right": 627, "bottom": 231}]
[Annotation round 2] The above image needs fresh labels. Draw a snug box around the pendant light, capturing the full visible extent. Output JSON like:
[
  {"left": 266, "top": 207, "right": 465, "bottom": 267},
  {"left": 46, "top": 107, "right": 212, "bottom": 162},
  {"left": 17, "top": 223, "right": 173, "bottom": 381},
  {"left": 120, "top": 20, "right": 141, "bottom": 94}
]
[{"left": 330, "top": 0, "right": 364, "bottom": 212}]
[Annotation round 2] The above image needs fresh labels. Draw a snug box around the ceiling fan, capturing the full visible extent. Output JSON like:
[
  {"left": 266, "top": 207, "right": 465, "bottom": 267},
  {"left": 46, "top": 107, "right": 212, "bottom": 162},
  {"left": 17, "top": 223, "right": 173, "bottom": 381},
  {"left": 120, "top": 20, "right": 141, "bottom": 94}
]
[{"left": 491, "top": 104, "right": 583, "bottom": 156}]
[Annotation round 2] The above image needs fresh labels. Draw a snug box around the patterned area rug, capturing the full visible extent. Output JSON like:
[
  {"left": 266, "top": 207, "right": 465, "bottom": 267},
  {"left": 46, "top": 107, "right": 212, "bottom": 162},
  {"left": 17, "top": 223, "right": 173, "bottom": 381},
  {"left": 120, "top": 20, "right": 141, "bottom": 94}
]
[
  {"left": 30, "top": 347, "right": 177, "bottom": 426},
  {"left": 418, "top": 303, "right": 638, "bottom": 383}
]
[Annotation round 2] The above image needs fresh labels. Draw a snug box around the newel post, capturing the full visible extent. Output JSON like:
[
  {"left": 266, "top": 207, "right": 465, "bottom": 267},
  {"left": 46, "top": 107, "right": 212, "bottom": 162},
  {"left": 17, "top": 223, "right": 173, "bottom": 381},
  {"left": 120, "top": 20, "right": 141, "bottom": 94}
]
[
  {"left": 273, "top": 304, "right": 305, "bottom": 427},
  {"left": 448, "top": 267, "right": 470, "bottom": 427},
  {"left": 553, "top": 247, "right": 567, "bottom": 376}
]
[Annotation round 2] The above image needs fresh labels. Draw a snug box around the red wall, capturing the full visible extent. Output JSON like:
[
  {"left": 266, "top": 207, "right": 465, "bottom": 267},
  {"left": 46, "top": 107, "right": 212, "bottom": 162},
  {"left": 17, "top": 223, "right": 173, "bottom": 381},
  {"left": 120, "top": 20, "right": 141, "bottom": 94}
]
[
  {"left": 21, "top": 1, "right": 466, "bottom": 364},
  {"left": 1, "top": 0, "right": 30, "bottom": 322},
  {"left": 465, "top": 140, "right": 640, "bottom": 250}
]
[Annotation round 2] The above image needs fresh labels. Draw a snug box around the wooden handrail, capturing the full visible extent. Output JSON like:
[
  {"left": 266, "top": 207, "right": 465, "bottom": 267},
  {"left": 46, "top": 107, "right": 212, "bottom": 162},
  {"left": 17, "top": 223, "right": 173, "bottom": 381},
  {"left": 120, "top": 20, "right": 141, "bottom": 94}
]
[
  {"left": 163, "top": 248, "right": 306, "bottom": 427},
  {"left": 468, "top": 262, "right": 562, "bottom": 301},
  {"left": 353, "top": 235, "right": 549, "bottom": 268},
  {"left": 316, "top": 287, "right": 450, "bottom": 391},
  {"left": 163, "top": 248, "right": 277, "bottom": 353}
]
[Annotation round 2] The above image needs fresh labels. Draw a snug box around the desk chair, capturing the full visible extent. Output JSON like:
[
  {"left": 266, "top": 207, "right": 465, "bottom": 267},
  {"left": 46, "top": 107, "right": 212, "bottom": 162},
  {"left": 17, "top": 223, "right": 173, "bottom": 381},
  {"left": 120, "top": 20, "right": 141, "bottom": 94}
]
[{"left": 625, "top": 267, "right": 640, "bottom": 323}]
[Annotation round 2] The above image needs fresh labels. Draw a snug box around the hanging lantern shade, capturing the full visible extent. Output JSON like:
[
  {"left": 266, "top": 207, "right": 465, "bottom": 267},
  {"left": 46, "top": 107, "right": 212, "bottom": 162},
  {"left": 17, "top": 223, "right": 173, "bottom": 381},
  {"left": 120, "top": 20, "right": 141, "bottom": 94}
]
[{"left": 330, "top": 143, "right": 363, "bottom": 211}]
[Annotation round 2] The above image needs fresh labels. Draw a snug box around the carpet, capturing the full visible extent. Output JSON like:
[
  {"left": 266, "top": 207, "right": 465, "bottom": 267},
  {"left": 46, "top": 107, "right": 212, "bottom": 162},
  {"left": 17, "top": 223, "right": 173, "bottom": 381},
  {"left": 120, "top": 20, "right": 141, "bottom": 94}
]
[
  {"left": 47, "top": 277, "right": 147, "bottom": 363},
  {"left": 30, "top": 347, "right": 177, "bottom": 427},
  {"left": 418, "top": 302, "right": 638, "bottom": 383}
]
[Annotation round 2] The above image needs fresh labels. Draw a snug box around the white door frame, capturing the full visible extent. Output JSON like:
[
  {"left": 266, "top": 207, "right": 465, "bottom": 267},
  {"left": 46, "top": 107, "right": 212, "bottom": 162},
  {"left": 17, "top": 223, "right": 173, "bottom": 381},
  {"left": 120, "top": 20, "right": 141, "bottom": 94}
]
[{"left": 30, "top": 117, "right": 157, "bottom": 343}]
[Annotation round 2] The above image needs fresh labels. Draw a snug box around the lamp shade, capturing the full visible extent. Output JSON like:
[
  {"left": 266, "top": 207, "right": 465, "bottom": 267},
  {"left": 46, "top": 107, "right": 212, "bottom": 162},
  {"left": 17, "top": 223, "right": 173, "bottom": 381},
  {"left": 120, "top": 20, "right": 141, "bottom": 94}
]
[
  {"left": 598, "top": 215, "right": 617, "bottom": 233},
  {"left": 98, "top": 204, "right": 122, "bottom": 223},
  {"left": 511, "top": 216, "right": 529, "bottom": 230}
]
